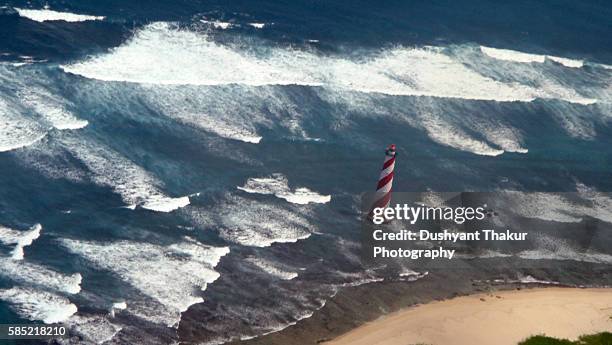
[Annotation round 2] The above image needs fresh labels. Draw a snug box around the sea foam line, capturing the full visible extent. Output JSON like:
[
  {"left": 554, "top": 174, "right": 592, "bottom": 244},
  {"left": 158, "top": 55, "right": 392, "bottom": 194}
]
[
  {"left": 480, "top": 46, "right": 584, "bottom": 68},
  {"left": 0, "top": 287, "right": 77, "bottom": 324},
  {"left": 59, "top": 135, "right": 190, "bottom": 213},
  {"left": 59, "top": 22, "right": 598, "bottom": 105},
  {"left": 237, "top": 174, "right": 331, "bottom": 204},
  {"left": 0, "top": 130, "right": 47, "bottom": 153},
  {"left": 0, "top": 224, "right": 42, "bottom": 260},
  {"left": 19, "top": 89, "right": 89, "bottom": 130},
  {"left": 183, "top": 193, "right": 314, "bottom": 247},
  {"left": 0, "top": 257, "right": 82, "bottom": 294},
  {"left": 245, "top": 257, "right": 299, "bottom": 280},
  {"left": 60, "top": 238, "right": 229, "bottom": 327},
  {"left": 15, "top": 7, "right": 105, "bottom": 22}
]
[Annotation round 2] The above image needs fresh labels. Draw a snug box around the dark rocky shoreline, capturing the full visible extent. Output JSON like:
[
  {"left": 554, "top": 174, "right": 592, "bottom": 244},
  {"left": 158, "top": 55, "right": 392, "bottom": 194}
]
[
  {"left": 205, "top": 260, "right": 612, "bottom": 345},
  {"left": 227, "top": 276, "right": 522, "bottom": 345}
]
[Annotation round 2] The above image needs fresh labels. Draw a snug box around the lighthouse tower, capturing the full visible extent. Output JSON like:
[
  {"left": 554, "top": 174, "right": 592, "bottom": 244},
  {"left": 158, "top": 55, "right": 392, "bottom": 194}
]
[{"left": 371, "top": 144, "right": 396, "bottom": 213}]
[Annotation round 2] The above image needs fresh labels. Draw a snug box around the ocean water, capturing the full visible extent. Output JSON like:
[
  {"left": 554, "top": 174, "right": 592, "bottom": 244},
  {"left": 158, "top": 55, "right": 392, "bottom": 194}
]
[{"left": 0, "top": 0, "right": 611, "bottom": 344}]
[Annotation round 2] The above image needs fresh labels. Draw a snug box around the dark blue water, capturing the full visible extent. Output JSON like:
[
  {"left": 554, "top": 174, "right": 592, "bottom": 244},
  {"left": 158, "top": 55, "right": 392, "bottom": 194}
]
[{"left": 0, "top": 1, "right": 611, "bottom": 344}]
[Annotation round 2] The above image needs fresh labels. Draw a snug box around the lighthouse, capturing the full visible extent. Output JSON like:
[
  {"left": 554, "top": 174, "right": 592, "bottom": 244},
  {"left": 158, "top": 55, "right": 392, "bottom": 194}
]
[{"left": 369, "top": 144, "right": 396, "bottom": 218}]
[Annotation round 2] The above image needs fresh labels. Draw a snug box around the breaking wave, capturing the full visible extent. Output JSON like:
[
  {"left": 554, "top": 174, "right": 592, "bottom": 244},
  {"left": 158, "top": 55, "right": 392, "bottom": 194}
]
[
  {"left": 140, "top": 195, "right": 191, "bottom": 212},
  {"left": 0, "top": 257, "right": 82, "bottom": 294},
  {"left": 238, "top": 174, "right": 331, "bottom": 204},
  {"left": 66, "top": 315, "right": 123, "bottom": 344},
  {"left": 59, "top": 134, "right": 191, "bottom": 212},
  {"left": 140, "top": 85, "right": 263, "bottom": 143},
  {"left": 19, "top": 88, "right": 88, "bottom": 130},
  {"left": 245, "top": 257, "right": 299, "bottom": 280},
  {"left": 0, "top": 98, "right": 47, "bottom": 153},
  {"left": 60, "top": 238, "right": 229, "bottom": 326},
  {"left": 0, "top": 223, "right": 42, "bottom": 260},
  {"left": 419, "top": 113, "right": 505, "bottom": 156},
  {"left": 515, "top": 274, "right": 560, "bottom": 285},
  {"left": 0, "top": 287, "right": 77, "bottom": 324},
  {"left": 15, "top": 7, "right": 105, "bottom": 22},
  {"left": 0, "top": 66, "right": 88, "bottom": 153},
  {"left": 200, "top": 19, "right": 233, "bottom": 30},
  {"left": 504, "top": 185, "right": 612, "bottom": 224},
  {"left": 480, "top": 46, "right": 584, "bottom": 68},
  {"left": 60, "top": 22, "right": 599, "bottom": 104},
  {"left": 183, "top": 193, "right": 314, "bottom": 247}
]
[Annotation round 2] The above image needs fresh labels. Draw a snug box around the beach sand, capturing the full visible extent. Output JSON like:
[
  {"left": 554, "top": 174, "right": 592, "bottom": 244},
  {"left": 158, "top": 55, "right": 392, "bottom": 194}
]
[{"left": 325, "top": 288, "right": 612, "bottom": 345}]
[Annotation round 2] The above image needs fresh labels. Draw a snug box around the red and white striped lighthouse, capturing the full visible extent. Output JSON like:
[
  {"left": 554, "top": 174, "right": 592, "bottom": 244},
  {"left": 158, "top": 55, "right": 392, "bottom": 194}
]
[{"left": 371, "top": 144, "right": 396, "bottom": 212}]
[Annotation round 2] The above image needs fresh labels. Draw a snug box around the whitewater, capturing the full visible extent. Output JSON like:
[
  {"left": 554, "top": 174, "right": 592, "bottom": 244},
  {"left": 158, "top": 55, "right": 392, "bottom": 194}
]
[{"left": 61, "top": 22, "right": 601, "bottom": 105}]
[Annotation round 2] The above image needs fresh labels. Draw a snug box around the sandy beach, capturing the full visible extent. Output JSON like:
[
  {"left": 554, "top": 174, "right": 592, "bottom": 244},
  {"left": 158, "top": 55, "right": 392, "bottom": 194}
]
[{"left": 325, "top": 288, "right": 612, "bottom": 345}]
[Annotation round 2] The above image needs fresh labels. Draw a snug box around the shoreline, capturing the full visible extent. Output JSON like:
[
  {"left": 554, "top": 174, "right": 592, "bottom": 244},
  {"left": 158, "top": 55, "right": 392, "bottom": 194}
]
[
  {"left": 224, "top": 279, "right": 542, "bottom": 344},
  {"left": 222, "top": 262, "right": 612, "bottom": 345},
  {"left": 325, "top": 287, "right": 612, "bottom": 345}
]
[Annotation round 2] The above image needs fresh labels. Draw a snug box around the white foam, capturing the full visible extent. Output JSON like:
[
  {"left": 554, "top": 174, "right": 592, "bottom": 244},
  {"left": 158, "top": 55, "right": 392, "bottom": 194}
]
[
  {"left": 477, "top": 250, "right": 512, "bottom": 258},
  {"left": 0, "top": 287, "right": 77, "bottom": 323},
  {"left": 0, "top": 98, "right": 47, "bottom": 153},
  {"left": 367, "top": 48, "right": 534, "bottom": 101},
  {"left": 281, "top": 188, "right": 331, "bottom": 204},
  {"left": 0, "top": 257, "right": 82, "bottom": 294},
  {"left": 59, "top": 135, "right": 189, "bottom": 212},
  {"left": 0, "top": 67, "right": 90, "bottom": 155},
  {"left": 481, "top": 46, "right": 546, "bottom": 63},
  {"left": 235, "top": 296, "right": 331, "bottom": 343},
  {"left": 534, "top": 79, "right": 596, "bottom": 105},
  {"left": 245, "top": 257, "right": 298, "bottom": 280},
  {"left": 112, "top": 301, "right": 127, "bottom": 310},
  {"left": 183, "top": 193, "right": 313, "bottom": 247},
  {"left": 154, "top": 105, "right": 263, "bottom": 143},
  {"left": 547, "top": 56, "right": 584, "bottom": 68},
  {"left": 505, "top": 188, "right": 612, "bottom": 224},
  {"left": 575, "top": 182, "right": 612, "bottom": 223},
  {"left": 503, "top": 191, "right": 584, "bottom": 223},
  {"left": 137, "top": 85, "right": 263, "bottom": 143},
  {"left": 200, "top": 20, "right": 233, "bottom": 29},
  {"left": 237, "top": 174, "right": 331, "bottom": 204},
  {"left": 480, "top": 276, "right": 560, "bottom": 285},
  {"left": 248, "top": 23, "right": 265, "bottom": 29},
  {"left": 15, "top": 8, "right": 105, "bottom": 22},
  {"left": 61, "top": 22, "right": 320, "bottom": 87},
  {"left": 478, "top": 125, "right": 528, "bottom": 153},
  {"left": 419, "top": 114, "right": 505, "bottom": 156},
  {"left": 20, "top": 89, "right": 88, "bottom": 130},
  {"left": 0, "top": 131, "right": 46, "bottom": 152},
  {"left": 398, "top": 269, "right": 428, "bottom": 281},
  {"left": 67, "top": 315, "right": 123, "bottom": 344},
  {"left": 60, "top": 23, "right": 597, "bottom": 104},
  {"left": 454, "top": 250, "right": 512, "bottom": 259},
  {"left": 517, "top": 275, "right": 560, "bottom": 285},
  {"left": 518, "top": 235, "right": 612, "bottom": 264},
  {"left": 481, "top": 46, "right": 584, "bottom": 68},
  {"left": 518, "top": 248, "right": 612, "bottom": 264},
  {"left": 141, "top": 195, "right": 191, "bottom": 212},
  {"left": 0, "top": 223, "right": 42, "bottom": 260},
  {"left": 61, "top": 238, "right": 229, "bottom": 326},
  {"left": 341, "top": 277, "right": 385, "bottom": 287}
]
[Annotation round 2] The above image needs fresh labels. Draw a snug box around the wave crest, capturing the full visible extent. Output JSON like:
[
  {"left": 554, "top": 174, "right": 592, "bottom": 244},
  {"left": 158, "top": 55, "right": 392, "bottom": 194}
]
[
  {"left": 61, "top": 23, "right": 598, "bottom": 104},
  {"left": 15, "top": 7, "right": 104, "bottom": 22}
]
